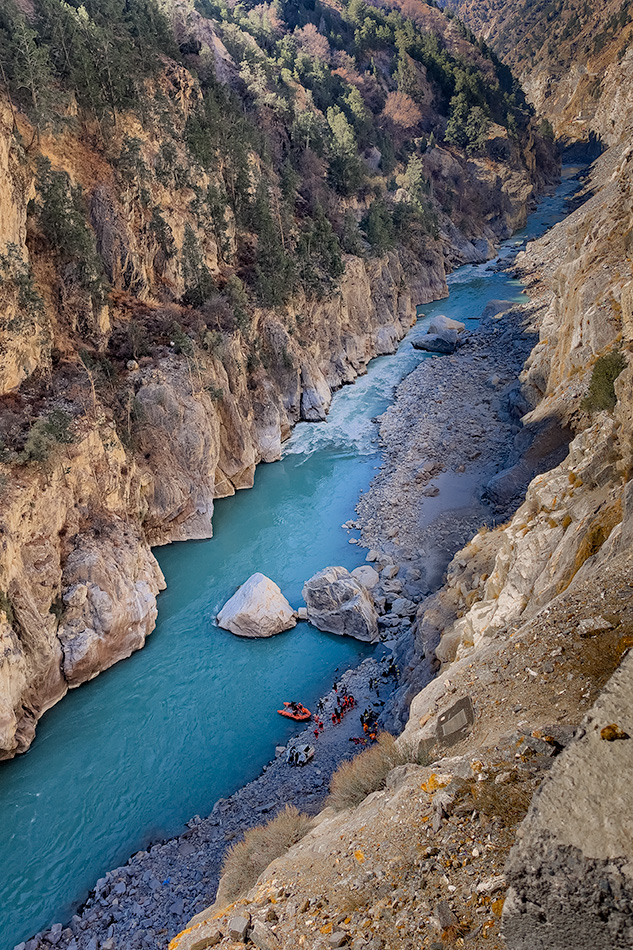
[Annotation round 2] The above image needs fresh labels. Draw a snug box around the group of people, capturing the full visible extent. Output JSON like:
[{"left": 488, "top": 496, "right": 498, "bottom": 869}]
[
  {"left": 360, "top": 706, "right": 379, "bottom": 739},
  {"left": 312, "top": 717, "right": 325, "bottom": 739},
  {"left": 330, "top": 692, "right": 355, "bottom": 725},
  {"left": 284, "top": 662, "right": 401, "bottom": 761}
]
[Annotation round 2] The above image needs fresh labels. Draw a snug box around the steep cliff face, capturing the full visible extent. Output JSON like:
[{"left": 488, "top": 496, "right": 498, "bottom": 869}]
[
  {"left": 441, "top": 0, "right": 633, "bottom": 145},
  {"left": 421, "top": 139, "right": 633, "bottom": 671}
]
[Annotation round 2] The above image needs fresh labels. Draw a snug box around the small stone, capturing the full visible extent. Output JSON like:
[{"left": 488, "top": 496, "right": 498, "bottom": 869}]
[
  {"left": 600, "top": 723, "right": 630, "bottom": 741},
  {"left": 476, "top": 875, "right": 506, "bottom": 895},
  {"left": 381, "top": 564, "right": 399, "bottom": 579},
  {"left": 350, "top": 566, "right": 380, "bottom": 590},
  {"left": 114, "top": 881, "right": 126, "bottom": 895},
  {"left": 327, "top": 933, "right": 349, "bottom": 948},
  {"left": 127, "top": 359, "right": 140, "bottom": 371},
  {"left": 190, "top": 930, "right": 222, "bottom": 950},
  {"left": 297, "top": 607, "right": 308, "bottom": 620},
  {"left": 434, "top": 900, "right": 458, "bottom": 931},
  {"left": 228, "top": 915, "right": 250, "bottom": 942},
  {"left": 250, "top": 920, "right": 279, "bottom": 950},
  {"left": 298, "top": 898, "right": 310, "bottom": 913},
  {"left": 366, "top": 549, "right": 379, "bottom": 562},
  {"left": 578, "top": 615, "right": 613, "bottom": 636}
]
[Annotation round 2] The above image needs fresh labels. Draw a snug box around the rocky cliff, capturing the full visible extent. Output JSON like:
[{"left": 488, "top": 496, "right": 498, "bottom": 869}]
[{"left": 441, "top": 0, "right": 633, "bottom": 146}]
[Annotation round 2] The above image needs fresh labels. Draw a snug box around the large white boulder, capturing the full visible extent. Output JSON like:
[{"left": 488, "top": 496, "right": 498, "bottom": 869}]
[
  {"left": 303, "top": 566, "right": 379, "bottom": 642},
  {"left": 217, "top": 573, "right": 296, "bottom": 638}
]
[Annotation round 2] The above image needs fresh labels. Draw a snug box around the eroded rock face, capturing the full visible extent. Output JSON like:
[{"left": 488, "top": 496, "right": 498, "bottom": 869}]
[
  {"left": 58, "top": 522, "right": 165, "bottom": 686},
  {"left": 303, "top": 566, "right": 379, "bottom": 642},
  {"left": 217, "top": 573, "right": 296, "bottom": 638},
  {"left": 503, "top": 652, "right": 633, "bottom": 950}
]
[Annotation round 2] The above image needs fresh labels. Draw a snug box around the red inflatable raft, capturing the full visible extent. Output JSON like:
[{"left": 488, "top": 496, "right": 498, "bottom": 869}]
[{"left": 277, "top": 702, "right": 311, "bottom": 721}]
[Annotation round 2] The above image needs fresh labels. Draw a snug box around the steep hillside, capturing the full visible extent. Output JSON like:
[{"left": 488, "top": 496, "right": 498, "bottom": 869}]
[
  {"left": 439, "top": 0, "right": 633, "bottom": 143},
  {"left": 0, "top": 0, "right": 556, "bottom": 758}
]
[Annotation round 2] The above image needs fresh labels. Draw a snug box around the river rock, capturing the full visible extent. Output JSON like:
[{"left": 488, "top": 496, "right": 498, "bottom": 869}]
[
  {"left": 413, "top": 314, "right": 465, "bottom": 354},
  {"left": 411, "top": 334, "right": 456, "bottom": 354},
  {"left": 302, "top": 567, "right": 379, "bottom": 642},
  {"left": 428, "top": 314, "right": 465, "bottom": 336},
  {"left": 350, "top": 565, "right": 380, "bottom": 589},
  {"left": 217, "top": 574, "right": 296, "bottom": 638}
]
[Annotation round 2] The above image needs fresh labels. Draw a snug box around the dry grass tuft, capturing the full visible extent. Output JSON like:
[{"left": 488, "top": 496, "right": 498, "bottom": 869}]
[
  {"left": 471, "top": 778, "right": 533, "bottom": 827},
  {"left": 328, "top": 733, "right": 429, "bottom": 811},
  {"left": 218, "top": 806, "right": 313, "bottom": 905}
]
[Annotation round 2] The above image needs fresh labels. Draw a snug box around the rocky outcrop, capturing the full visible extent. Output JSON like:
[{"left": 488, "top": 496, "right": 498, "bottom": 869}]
[
  {"left": 303, "top": 566, "right": 379, "bottom": 642},
  {"left": 216, "top": 573, "right": 296, "bottom": 638},
  {"left": 0, "top": 423, "right": 166, "bottom": 759},
  {"left": 57, "top": 522, "right": 165, "bottom": 686},
  {"left": 503, "top": 651, "right": 633, "bottom": 950}
]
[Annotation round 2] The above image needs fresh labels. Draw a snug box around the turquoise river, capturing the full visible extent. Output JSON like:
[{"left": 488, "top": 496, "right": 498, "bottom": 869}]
[{"left": 0, "top": 169, "right": 582, "bottom": 950}]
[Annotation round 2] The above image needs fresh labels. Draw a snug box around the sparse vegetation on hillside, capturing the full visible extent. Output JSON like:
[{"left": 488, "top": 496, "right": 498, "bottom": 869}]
[
  {"left": 328, "top": 732, "right": 430, "bottom": 810},
  {"left": 0, "top": 0, "right": 547, "bottom": 326},
  {"left": 582, "top": 349, "right": 627, "bottom": 412},
  {"left": 219, "top": 805, "right": 313, "bottom": 904}
]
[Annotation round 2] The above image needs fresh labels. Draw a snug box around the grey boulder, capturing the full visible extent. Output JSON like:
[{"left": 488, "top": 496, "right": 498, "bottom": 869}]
[
  {"left": 303, "top": 566, "right": 379, "bottom": 642},
  {"left": 412, "top": 334, "right": 456, "bottom": 354}
]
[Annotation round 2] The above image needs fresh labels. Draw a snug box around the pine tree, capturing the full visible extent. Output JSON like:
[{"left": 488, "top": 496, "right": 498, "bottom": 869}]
[{"left": 11, "top": 12, "right": 54, "bottom": 139}]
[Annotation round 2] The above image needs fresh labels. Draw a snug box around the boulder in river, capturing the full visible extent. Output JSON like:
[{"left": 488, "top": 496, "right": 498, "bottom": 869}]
[
  {"left": 412, "top": 314, "right": 466, "bottom": 354},
  {"left": 303, "top": 566, "right": 379, "bottom": 642},
  {"left": 428, "top": 314, "right": 465, "bottom": 336},
  {"left": 411, "top": 334, "right": 456, "bottom": 354},
  {"left": 217, "top": 573, "right": 296, "bottom": 638}
]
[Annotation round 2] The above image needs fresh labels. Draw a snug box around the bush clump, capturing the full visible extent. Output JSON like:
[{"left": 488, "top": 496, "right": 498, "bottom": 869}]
[
  {"left": 0, "top": 590, "right": 15, "bottom": 628},
  {"left": 21, "top": 409, "right": 74, "bottom": 463},
  {"left": 218, "top": 805, "right": 313, "bottom": 905},
  {"left": 328, "top": 732, "right": 428, "bottom": 811},
  {"left": 582, "top": 350, "right": 627, "bottom": 412}
]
